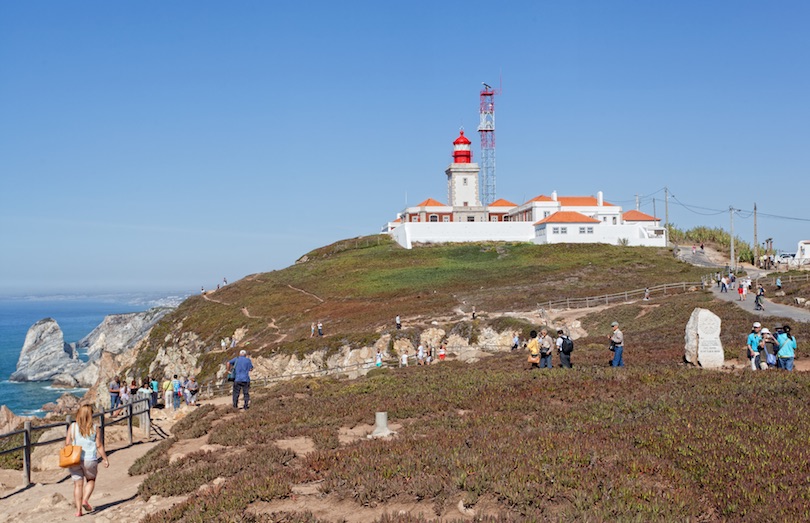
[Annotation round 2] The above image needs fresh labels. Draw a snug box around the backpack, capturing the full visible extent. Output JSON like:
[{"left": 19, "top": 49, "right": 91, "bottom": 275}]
[{"left": 561, "top": 337, "right": 574, "bottom": 354}]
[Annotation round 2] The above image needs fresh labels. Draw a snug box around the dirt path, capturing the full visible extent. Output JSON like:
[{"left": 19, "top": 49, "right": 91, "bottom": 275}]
[
  {"left": 0, "top": 396, "right": 237, "bottom": 523},
  {"left": 287, "top": 284, "right": 324, "bottom": 303}
]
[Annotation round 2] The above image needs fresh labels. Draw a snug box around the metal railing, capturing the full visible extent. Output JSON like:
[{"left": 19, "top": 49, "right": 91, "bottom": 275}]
[{"left": 0, "top": 396, "right": 151, "bottom": 487}]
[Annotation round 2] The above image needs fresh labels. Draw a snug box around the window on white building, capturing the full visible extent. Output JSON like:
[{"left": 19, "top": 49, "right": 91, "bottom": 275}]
[
  {"left": 491, "top": 216, "right": 498, "bottom": 222},
  {"left": 411, "top": 216, "right": 419, "bottom": 222},
  {"left": 429, "top": 215, "right": 438, "bottom": 222},
  {"left": 612, "top": 217, "right": 617, "bottom": 224},
  {"left": 463, "top": 178, "right": 468, "bottom": 186},
  {"left": 560, "top": 227, "right": 568, "bottom": 234},
  {"left": 463, "top": 201, "right": 468, "bottom": 207},
  {"left": 587, "top": 227, "right": 594, "bottom": 234},
  {"left": 443, "top": 216, "right": 450, "bottom": 222},
  {"left": 544, "top": 211, "right": 550, "bottom": 218},
  {"left": 603, "top": 217, "right": 607, "bottom": 222},
  {"left": 552, "top": 227, "right": 560, "bottom": 234},
  {"left": 467, "top": 216, "right": 475, "bottom": 222}
]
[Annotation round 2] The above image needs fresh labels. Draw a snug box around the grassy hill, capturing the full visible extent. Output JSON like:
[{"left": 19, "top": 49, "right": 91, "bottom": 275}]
[
  {"left": 114, "top": 237, "right": 810, "bottom": 520},
  {"left": 131, "top": 236, "right": 712, "bottom": 380}
]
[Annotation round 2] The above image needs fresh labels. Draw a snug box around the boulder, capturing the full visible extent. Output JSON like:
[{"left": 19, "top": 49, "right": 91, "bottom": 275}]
[
  {"left": 10, "top": 318, "right": 84, "bottom": 382},
  {"left": 796, "top": 297, "right": 807, "bottom": 306},
  {"left": 0, "top": 405, "right": 28, "bottom": 434},
  {"left": 684, "top": 308, "right": 724, "bottom": 369}
]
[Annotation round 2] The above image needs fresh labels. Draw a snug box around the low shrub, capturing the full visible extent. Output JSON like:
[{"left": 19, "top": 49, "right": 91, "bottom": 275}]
[{"left": 128, "top": 437, "right": 176, "bottom": 476}]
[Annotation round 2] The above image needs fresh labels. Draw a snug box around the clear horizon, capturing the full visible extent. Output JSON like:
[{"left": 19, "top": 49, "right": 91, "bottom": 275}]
[{"left": 2, "top": 1, "right": 808, "bottom": 294}]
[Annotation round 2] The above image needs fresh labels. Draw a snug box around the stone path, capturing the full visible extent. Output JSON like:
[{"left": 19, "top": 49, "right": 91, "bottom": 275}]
[{"left": 709, "top": 284, "right": 810, "bottom": 324}]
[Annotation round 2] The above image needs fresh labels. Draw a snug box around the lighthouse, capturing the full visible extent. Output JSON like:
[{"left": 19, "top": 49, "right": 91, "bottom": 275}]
[{"left": 445, "top": 130, "right": 483, "bottom": 220}]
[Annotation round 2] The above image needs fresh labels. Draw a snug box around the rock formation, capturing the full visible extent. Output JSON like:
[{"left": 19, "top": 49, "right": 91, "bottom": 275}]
[
  {"left": 10, "top": 319, "right": 84, "bottom": 382},
  {"left": 79, "top": 307, "right": 172, "bottom": 359}
]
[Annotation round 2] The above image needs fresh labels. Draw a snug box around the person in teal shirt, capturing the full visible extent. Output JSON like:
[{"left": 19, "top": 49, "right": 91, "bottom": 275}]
[
  {"left": 746, "top": 322, "right": 763, "bottom": 371},
  {"left": 776, "top": 325, "right": 797, "bottom": 371}
]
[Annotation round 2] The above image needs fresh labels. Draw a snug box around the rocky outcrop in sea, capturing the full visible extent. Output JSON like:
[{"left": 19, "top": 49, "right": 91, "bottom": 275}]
[
  {"left": 9, "top": 318, "right": 83, "bottom": 382},
  {"left": 9, "top": 308, "right": 173, "bottom": 389}
]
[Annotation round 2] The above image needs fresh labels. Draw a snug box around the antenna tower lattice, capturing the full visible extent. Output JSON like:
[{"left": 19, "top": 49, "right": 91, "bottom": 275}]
[{"left": 478, "top": 83, "right": 500, "bottom": 205}]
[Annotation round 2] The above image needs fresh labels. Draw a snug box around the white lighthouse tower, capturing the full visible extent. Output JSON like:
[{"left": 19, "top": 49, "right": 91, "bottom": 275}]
[{"left": 446, "top": 130, "right": 487, "bottom": 222}]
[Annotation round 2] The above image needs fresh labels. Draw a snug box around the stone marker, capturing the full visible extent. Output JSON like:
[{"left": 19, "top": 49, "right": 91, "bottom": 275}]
[{"left": 684, "top": 308, "right": 724, "bottom": 368}]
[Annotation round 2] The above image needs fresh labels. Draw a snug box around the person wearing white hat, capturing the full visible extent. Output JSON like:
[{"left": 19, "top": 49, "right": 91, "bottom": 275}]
[
  {"left": 747, "top": 322, "right": 763, "bottom": 371},
  {"left": 608, "top": 321, "right": 624, "bottom": 367}
]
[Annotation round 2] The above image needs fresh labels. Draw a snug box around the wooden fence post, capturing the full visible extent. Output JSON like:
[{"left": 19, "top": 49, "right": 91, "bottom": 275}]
[
  {"left": 127, "top": 403, "right": 133, "bottom": 445},
  {"left": 23, "top": 420, "right": 31, "bottom": 487}
]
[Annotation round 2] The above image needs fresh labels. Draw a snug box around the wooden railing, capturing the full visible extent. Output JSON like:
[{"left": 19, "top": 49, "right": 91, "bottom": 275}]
[{"left": 0, "top": 395, "right": 151, "bottom": 487}]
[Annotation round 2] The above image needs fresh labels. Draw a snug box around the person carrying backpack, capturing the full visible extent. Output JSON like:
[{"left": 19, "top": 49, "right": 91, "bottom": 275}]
[
  {"left": 776, "top": 325, "right": 797, "bottom": 371},
  {"left": 556, "top": 329, "right": 574, "bottom": 368}
]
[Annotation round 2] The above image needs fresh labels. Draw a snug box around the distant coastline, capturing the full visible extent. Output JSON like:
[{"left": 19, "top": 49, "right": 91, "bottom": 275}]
[{"left": 0, "top": 292, "right": 187, "bottom": 417}]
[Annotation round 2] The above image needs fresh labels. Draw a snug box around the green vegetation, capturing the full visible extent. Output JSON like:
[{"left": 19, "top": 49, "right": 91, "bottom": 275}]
[
  {"left": 135, "top": 237, "right": 710, "bottom": 382},
  {"left": 668, "top": 224, "right": 755, "bottom": 264},
  {"left": 138, "top": 345, "right": 810, "bottom": 521}
]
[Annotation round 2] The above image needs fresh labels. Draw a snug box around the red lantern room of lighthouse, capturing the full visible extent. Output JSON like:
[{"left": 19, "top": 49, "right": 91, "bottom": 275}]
[{"left": 452, "top": 129, "right": 472, "bottom": 163}]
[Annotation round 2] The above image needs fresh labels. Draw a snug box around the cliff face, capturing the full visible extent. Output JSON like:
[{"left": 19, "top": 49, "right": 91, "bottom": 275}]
[
  {"left": 10, "top": 308, "right": 174, "bottom": 389},
  {"left": 79, "top": 307, "right": 173, "bottom": 359},
  {"left": 10, "top": 319, "right": 83, "bottom": 382}
]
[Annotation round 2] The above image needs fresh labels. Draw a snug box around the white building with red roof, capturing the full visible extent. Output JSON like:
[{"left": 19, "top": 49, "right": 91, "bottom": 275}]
[{"left": 384, "top": 130, "right": 667, "bottom": 248}]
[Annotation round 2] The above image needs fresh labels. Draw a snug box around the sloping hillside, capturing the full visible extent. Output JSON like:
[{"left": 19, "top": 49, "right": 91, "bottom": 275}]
[{"left": 130, "top": 237, "right": 708, "bottom": 380}]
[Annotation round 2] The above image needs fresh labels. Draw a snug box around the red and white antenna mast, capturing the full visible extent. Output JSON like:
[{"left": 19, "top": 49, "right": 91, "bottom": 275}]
[{"left": 478, "top": 82, "right": 500, "bottom": 205}]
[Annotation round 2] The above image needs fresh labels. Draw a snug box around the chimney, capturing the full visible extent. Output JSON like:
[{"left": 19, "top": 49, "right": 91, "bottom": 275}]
[
  {"left": 597, "top": 191, "right": 603, "bottom": 207},
  {"left": 551, "top": 190, "right": 557, "bottom": 202}
]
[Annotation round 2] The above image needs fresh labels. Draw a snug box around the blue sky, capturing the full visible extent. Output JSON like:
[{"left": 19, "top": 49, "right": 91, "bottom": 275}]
[{"left": 1, "top": 1, "right": 808, "bottom": 295}]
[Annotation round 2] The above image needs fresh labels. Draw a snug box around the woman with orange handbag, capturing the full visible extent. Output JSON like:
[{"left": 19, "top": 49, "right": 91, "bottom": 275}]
[{"left": 65, "top": 404, "right": 109, "bottom": 517}]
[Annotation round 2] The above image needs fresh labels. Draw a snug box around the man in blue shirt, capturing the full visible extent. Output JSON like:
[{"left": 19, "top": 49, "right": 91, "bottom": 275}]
[
  {"left": 747, "top": 322, "right": 763, "bottom": 371},
  {"left": 227, "top": 349, "right": 254, "bottom": 410}
]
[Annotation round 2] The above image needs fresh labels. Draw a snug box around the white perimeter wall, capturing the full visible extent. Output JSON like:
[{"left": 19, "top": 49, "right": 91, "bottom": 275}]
[
  {"left": 534, "top": 224, "right": 666, "bottom": 247},
  {"left": 390, "top": 222, "right": 535, "bottom": 249}
]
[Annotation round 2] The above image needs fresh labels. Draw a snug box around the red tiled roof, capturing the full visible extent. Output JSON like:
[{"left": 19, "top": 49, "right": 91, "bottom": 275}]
[
  {"left": 527, "top": 195, "right": 615, "bottom": 207},
  {"left": 622, "top": 209, "right": 659, "bottom": 221},
  {"left": 415, "top": 198, "right": 447, "bottom": 207},
  {"left": 534, "top": 211, "right": 601, "bottom": 225},
  {"left": 488, "top": 198, "right": 518, "bottom": 208}
]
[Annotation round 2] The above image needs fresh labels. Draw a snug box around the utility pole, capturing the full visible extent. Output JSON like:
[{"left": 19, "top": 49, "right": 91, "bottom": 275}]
[
  {"left": 753, "top": 203, "right": 758, "bottom": 268},
  {"left": 664, "top": 188, "right": 670, "bottom": 245},
  {"left": 729, "top": 207, "right": 735, "bottom": 272}
]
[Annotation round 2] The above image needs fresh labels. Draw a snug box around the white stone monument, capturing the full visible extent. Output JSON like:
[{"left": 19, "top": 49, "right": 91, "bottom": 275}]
[{"left": 684, "top": 308, "right": 724, "bottom": 369}]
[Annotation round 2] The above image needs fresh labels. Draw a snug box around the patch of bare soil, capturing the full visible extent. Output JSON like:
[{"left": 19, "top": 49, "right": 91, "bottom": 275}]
[
  {"left": 247, "top": 493, "right": 508, "bottom": 523},
  {"left": 275, "top": 436, "right": 316, "bottom": 457}
]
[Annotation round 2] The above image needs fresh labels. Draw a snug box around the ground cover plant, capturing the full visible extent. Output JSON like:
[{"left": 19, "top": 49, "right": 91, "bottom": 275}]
[
  {"left": 134, "top": 237, "right": 710, "bottom": 382},
  {"left": 139, "top": 328, "right": 810, "bottom": 522}
]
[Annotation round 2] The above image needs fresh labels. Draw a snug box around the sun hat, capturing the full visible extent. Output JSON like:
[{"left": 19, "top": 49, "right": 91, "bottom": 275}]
[
  {"left": 611, "top": 321, "right": 619, "bottom": 327},
  {"left": 761, "top": 328, "right": 770, "bottom": 334},
  {"left": 753, "top": 322, "right": 761, "bottom": 328}
]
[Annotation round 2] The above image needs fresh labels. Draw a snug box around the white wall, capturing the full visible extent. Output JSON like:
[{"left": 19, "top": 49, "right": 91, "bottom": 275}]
[
  {"left": 533, "top": 224, "right": 666, "bottom": 247},
  {"left": 390, "top": 222, "right": 535, "bottom": 249}
]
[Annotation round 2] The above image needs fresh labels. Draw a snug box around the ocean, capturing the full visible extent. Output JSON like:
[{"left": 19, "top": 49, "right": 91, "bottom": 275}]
[{"left": 0, "top": 293, "right": 185, "bottom": 417}]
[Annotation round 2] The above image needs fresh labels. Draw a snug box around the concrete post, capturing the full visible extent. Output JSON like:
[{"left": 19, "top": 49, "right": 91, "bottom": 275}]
[
  {"left": 127, "top": 403, "right": 133, "bottom": 445},
  {"left": 370, "top": 411, "right": 395, "bottom": 438}
]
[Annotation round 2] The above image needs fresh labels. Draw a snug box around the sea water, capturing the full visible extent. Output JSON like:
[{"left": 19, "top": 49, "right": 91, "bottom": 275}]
[{"left": 0, "top": 294, "right": 184, "bottom": 417}]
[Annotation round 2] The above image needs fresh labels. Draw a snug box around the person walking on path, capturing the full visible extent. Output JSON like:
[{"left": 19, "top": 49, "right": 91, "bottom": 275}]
[
  {"left": 65, "top": 404, "right": 109, "bottom": 518},
  {"left": 310, "top": 322, "right": 315, "bottom": 338},
  {"left": 108, "top": 376, "right": 121, "bottom": 414},
  {"left": 608, "top": 321, "right": 625, "bottom": 367},
  {"left": 317, "top": 321, "right": 323, "bottom": 337},
  {"left": 539, "top": 329, "right": 554, "bottom": 368},
  {"left": 227, "top": 350, "right": 254, "bottom": 409},
  {"left": 395, "top": 315, "right": 401, "bottom": 330}
]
